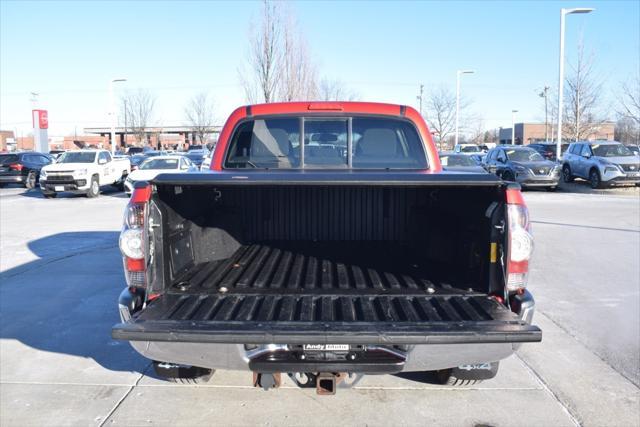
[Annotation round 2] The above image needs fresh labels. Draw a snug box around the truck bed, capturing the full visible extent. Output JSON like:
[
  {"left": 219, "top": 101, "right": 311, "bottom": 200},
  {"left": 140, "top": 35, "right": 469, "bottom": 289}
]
[
  {"left": 172, "top": 243, "right": 481, "bottom": 294},
  {"left": 113, "top": 243, "right": 541, "bottom": 345}
]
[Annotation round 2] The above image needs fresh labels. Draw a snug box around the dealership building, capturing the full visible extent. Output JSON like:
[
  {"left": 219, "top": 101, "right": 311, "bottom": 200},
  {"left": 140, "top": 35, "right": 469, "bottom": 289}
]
[{"left": 498, "top": 122, "right": 615, "bottom": 145}]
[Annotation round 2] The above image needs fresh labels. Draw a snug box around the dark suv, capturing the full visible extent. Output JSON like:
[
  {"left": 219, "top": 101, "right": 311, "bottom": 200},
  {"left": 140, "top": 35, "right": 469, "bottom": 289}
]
[
  {"left": 0, "top": 152, "right": 53, "bottom": 189},
  {"left": 528, "top": 143, "right": 570, "bottom": 161}
]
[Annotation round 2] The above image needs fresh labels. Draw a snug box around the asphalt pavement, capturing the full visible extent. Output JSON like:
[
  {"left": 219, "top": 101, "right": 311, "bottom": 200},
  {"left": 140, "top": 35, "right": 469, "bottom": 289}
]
[{"left": 0, "top": 184, "right": 638, "bottom": 426}]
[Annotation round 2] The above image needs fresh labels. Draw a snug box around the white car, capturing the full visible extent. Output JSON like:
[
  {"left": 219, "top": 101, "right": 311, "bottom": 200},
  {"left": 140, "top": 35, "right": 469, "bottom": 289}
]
[
  {"left": 124, "top": 155, "right": 197, "bottom": 195},
  {"left": 40, "top": 149, "right": 130, "bottom": 198},
  {"left": 200, "top": 152, "right": 213, "bottom": 171}
]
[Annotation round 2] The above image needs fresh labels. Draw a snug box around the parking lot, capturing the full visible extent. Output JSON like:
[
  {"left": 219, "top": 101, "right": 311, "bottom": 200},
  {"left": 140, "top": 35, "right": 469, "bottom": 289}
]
[{"left": 0, "top": 184, "right": 638, "bottom": 426}]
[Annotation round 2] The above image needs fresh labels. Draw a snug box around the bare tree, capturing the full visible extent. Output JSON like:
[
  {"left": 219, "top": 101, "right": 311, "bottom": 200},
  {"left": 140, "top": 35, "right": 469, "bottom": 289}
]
[
  {"left": 279, "top": 9, "right": 318, "bottom": 101},
  {"left": 563, "top": 42, "right": 604, "bottom": 141},
  {"left": 468, "top": 119, "right": 486, "bottom": 145},
  {"left": 239, "top": 0, "right": 282, "bottom": 103},
  {"left": 614, "top": 116, "right": 638, "bottom": 144},
  {"left": 239, "top": 1, "right": 318, "bottom": 103},
  {"left": 185, "top": 92, "right": 215, "bottom": 144},
  {"left": 121, "top": 89, "right": 155, "bottom": 145},
  {"left": 318, "top": 78, "right": 359, "bottom": 101},
  {"left": 424, "top": 85, "right": 464, "bottom": 150},
  {"left": 619, "top": 74, "right": 640, "bottom": 124}
]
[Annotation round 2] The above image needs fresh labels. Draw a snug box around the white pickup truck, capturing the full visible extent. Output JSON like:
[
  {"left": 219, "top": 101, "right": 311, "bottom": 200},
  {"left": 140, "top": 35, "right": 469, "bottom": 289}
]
[{"left": 39, "top": 150, "right": 130, "bottom": 198}]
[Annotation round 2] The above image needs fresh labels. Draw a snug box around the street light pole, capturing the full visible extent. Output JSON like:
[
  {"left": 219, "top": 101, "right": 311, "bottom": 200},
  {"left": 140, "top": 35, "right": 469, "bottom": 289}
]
[
  {"left": 556, "top": 7, "right": 594, "bottom": 160},
  {"left": 455, "top": 70, "right": 474, "bottom": 147},
  {"left": 109, "top": 78, "right": 127, "bottom": 156},
  {"left": 511, "top": 110, "right": 518, "bottom": 145},
  {"left": 539, "top": 86, "right": 550, "bottom": 141},
  {"left": 417, "top": 84, "right": 424, "bottom": 115}
]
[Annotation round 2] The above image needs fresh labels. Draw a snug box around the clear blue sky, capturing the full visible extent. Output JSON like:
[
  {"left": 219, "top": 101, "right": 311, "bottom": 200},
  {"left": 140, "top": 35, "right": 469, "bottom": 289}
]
[{"left": 1, "top": 0, "right": 638, "bottom": 136}]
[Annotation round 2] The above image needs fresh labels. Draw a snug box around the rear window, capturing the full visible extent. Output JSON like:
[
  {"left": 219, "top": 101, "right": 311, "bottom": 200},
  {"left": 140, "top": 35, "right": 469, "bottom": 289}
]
[
  {"left": 0, "top": 154, "right": 19, "bottom": 165},
  {"left": 224, "top": 116, "right": 427, "bottom": 169},
  {"left": 140, "top": 158, "right": 179, "bottom": 170}
]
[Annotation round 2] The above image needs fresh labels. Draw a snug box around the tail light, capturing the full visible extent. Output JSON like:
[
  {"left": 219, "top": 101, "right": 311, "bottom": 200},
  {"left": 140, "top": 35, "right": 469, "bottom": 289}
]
[
  {"left": 505, "top": 188, "right": 534, "bottom": 292},
  {"left": 9, "top": 163, "right": 24, "bottom": 171},
  {"left": 119, "top": 184, "right": 152, "bottom": 288}
]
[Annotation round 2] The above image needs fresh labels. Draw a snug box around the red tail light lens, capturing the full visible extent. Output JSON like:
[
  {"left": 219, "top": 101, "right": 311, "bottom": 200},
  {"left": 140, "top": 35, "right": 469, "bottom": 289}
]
[
  {"left": 506, "top": 188, "right": 534, "bottom": 292},
  {"left": 120, "top": 184, "right": 152, "bottom": 288},
  {"left": 9, "top": 163, "right": 23, "bottom": 171}
]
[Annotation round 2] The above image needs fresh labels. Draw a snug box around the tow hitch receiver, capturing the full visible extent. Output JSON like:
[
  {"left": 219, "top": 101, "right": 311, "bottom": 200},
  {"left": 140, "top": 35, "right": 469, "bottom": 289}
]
[
  {"left": 316, "top": 373, "right": 346, "bottom": 395},
  {"left": 253, "top": 372, "right": 282, "bottom": 390}
]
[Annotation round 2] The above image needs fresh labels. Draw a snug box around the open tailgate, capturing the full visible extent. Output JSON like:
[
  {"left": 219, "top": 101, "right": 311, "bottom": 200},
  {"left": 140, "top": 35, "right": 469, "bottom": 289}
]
[{"left": 112, "top": 292, "right": 541, "bottom": 345}]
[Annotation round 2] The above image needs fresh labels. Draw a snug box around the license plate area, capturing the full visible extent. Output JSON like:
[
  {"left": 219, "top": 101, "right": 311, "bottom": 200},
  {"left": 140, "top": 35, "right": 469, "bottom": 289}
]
[
  {"left": 55, "top": 185, "right": 64, "bottom": 191},
  {"left": 301, "top": 344, "right": 352, "bottom": 352}
]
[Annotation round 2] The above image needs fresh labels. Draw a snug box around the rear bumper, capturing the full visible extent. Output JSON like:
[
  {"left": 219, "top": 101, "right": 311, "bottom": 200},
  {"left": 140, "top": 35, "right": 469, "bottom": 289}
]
[
  {"left": 0, "top": 175, "right": 25, "bottom": 183},
  {"left": 115, "top": 288, "right": 539, "bottom": 372}
]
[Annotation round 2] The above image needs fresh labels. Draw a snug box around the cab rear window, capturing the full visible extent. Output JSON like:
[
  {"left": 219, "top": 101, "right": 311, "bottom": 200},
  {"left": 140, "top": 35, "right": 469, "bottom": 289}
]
[{"left": 224, "top": 116, "right": 427, "bottom": 169}]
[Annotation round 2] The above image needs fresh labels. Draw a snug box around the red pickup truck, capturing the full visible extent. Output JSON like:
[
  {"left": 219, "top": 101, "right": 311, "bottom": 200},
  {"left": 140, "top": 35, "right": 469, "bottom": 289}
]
[{"left": 113, "top": 102, "right": 540, "bottom": 394}]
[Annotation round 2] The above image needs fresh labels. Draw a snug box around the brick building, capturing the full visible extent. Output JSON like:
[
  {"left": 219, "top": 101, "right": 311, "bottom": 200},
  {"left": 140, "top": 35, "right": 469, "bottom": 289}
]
[{"left": 499, "top": 122, "right": 615, "bottom": 145}]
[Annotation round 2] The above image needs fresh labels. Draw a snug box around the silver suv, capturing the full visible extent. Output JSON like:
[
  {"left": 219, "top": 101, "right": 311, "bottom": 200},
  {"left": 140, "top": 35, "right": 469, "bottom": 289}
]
[{"left": 562, "top": 141, "right": 640, "bottom": 188}]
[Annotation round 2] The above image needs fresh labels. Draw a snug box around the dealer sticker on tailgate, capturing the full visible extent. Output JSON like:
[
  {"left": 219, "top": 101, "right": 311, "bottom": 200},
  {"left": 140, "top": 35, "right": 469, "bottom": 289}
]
[{"left": 303, "top": 344, "right": 349, "bottom": 351}]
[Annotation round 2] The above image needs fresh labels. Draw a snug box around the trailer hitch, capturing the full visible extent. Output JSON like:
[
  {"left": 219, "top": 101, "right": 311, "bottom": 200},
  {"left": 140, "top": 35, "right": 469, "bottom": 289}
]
[{"left": 252, "top": 372, "right": 281, "bottom": 390}]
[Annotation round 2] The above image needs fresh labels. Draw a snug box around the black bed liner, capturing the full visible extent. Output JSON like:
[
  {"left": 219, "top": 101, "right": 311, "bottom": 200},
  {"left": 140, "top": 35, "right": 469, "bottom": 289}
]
[
  {"left": 113, "top": 246, "right": 540, "bottom": 345},
  {"left": 171, "top": 243, "right": 480, "bottom": 295}
]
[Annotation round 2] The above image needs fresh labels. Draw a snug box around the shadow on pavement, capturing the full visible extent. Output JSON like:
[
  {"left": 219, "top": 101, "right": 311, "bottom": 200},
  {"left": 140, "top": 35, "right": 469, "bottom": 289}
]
[
  {"left": 16, "top": 186, "right": 128, "bottom": 199},
  {"left": 0, "top": 231, "right": 148, "bottom": 375},
  {"left": 393, "top": 370, "right": 442, "bottom": 385}
]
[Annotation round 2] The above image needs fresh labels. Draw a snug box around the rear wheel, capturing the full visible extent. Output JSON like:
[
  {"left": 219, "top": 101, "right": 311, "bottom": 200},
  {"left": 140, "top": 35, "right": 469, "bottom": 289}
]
[
  {"left": 86, "top": 176, "right": 100, "bottom": 198},
  {"left": 435, "top": 362, "right": 500, "bottom": 386},
  {"left": 589, "top": 169, "right": 603, "bottom": 189},
  {"left": 24, "top": 171, "right": 36, "bottom": 189},
  {"left": 152, "top": 361, "right": 213, "bottom": 384},
  {"left": 562, "top": 165, "right": 574, "bottom": 183},
  {"left": 502, "top": 171, "right": 515, "bottom": 182}
]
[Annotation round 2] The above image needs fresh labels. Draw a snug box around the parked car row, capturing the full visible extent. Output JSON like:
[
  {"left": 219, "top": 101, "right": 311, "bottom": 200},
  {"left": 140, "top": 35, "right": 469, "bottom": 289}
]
[{"left": 441, "top": 141, "right": 640, "bottom": 191}]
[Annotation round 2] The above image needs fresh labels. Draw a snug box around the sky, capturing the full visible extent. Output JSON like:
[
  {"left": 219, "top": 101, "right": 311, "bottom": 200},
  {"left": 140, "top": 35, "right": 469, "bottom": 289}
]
[{"left": 1, "top": 0, "right": 638, "bottom": 137}]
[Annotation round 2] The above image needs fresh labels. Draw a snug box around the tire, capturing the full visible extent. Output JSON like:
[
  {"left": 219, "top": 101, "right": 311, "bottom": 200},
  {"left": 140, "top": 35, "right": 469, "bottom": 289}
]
[
  {"left": 589, "top": 168, "right": 603, "bottom": 189},
  {"left": 112, "top": 173, "right": 127, "bottom": 192},
  {"left": 435, "top": 362, "right": 500, "bottom": 386},
  {"left": 152, "top": 361, "right": 213, "bottom": 384},
  {"left": 502, "top": 171, "right": 515, "bottom": 182},
  {"left": 43, "top": 191, "right": 57, "bottom": 199},
  {"left": 86, "top": 176, "right": 100, "bottom": 198},
  {"left": 24, "top": 171, "right": 36, "bottom": 189},
  {"left": 546, "top": 186, "right": 557, "bottom": 192},
  {"left": 562, "top": 165, "right": 574, "bottom": 183}
]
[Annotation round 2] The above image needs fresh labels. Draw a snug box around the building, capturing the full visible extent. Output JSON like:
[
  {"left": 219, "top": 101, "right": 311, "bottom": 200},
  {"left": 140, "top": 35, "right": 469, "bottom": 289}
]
[
  {"left": 83, "top": 125, "right": 221, "bottom": 151},
  {"left": 499, "top": 122, "right": 615, "bottom": 145}
]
